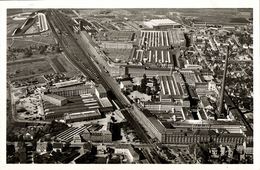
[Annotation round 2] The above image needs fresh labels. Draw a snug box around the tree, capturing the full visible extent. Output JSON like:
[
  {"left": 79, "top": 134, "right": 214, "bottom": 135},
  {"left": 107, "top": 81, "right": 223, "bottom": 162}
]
[
  {"left": 152, "top": 76, "right": 157, "bottom": 86},
  {"left": 145, "top": 86, "right": 151, "bottom": 95},
  {"left": 143, "top": 74, "right": 147, "bottom": 82},
  {"left": 139, "top": 74, "right": 148, "bottom": 93},
  {"left": 46, "top": 142, "right": 53, "bottom": 152},
  {"left": 140, "top": 79, "right": 147, "bottom": 93},
  {"left": 24, "top": 48, "right": 33, "bottom": 58}
]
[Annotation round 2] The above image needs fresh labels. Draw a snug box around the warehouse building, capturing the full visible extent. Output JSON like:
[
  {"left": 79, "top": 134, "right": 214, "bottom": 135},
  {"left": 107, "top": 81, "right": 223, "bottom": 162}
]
[
  {"left": 120, "top": 80, "right": 133, "bottom": 91},
  {"left": 95, "top": 84, "right": 107, "bottom": 99},
  {"left": 56, "top": 126, "right": 87, "bottom": 142},
  {"left": 133, "top": 104, "right": 247, "bottom": 145},
  {"left": 43, "top": 93, "right": 114, "bottom": 120},
  {"left": 99, "top": 97, "right": 114, "bottom": 112},
  {"left": 64, "top": 109, "right": 102, "bottom": 123},
  {"left": 159, "top": 72, "right": 189, "bottom": 102},
  {"left": 144, "top": 19, "right": 181, "bottom": 29},
  {"left": 43, "top": 94, "right": 101, "bottom": 120},
  {"left": 53, "top": 79, "right": 84, "bottom": 88},
  {"left": 81, "top": 129, "right": 112, "bottom": 143},
  {"left": 42, "top": 94, "right": 67, "bottom": 106},
  {"left": 130, "top": 48, "right": 178, "bottom": 68},
  {"left": 138, "top": 30, "right": 186, "bottom": 48},
  {"left": 37, "top": 12, "right": 48, "bottom": 32},
  {"left": 50, "top": 84, "right": 94, "bottom": 97},
  {"left": 100, "top": 41, "right": 133, "bottom": 49},
  {"left": 120, "top": 65, "right": 173, "bottom": 77}
]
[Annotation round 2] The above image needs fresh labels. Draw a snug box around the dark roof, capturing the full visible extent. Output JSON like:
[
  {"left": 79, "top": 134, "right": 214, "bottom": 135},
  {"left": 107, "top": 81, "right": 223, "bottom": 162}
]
[
  {"left": 53, "top": 143, "right": 63, "bottom": 148},
  {"left": 201, "top": 96, "right": 211, "bottom": 107}
]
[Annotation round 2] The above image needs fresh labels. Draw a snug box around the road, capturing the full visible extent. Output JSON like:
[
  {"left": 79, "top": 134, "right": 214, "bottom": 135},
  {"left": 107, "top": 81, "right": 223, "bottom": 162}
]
[{"left": 46, "top": 9, "right": 162, "bottom": 163}]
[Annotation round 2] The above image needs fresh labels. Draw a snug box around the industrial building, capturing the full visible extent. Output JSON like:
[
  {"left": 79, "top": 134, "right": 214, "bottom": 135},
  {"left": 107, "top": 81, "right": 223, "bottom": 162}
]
[
  {"left": 120, "top": 80, "right": 133, "bottom": 91},
  {"left": 42, "top": 94, "right": 67, "bottom": 106},
  {"left": 81, "top": 130, "right": 112, "bottom": 143},
  {"left": 43, "top": 92, "right": 114, "bottom": 120},
  {"left": 37, "top": 12, "right": 48, "bottom": 32},
  {"left": 192, "top": 22, "right": 207, "bottom": 28},
  {"left": 49, "top": 84, "right": 94, "bottom": 97},
  {"left": 43, "top": 94, "right": 100, "bottom": 120},
  {"left": 100, "top": 41, "right": 133, "bottom": 49},
  {"left": 53, "top": 79, "right": 84, "bottom": 88},
  {"left": 99, "top": 97, "right": 114, "bottom": 112},
  {"left": 159, "top": 72, "right": 189, "bottom": 102},
  {"left": 95, "top": 84, "right": 107, "bottom": 99},
  {"left": 112, "top": 144, "right": 140, "bottom": 163},
  {"left": 120, "top": 65, "right": 173, "bottom": 77},
  {"left": 129, "top": 48, "right": 179, "bottom": 68},
  {"left": 56, "top": 126, "right": 87, "bottom": 142},
  {"left": 138, "top": 30, "right": 185, "bottom": 48},
  {"left": 133, "top": 104, "right": 247, "bottom": 145},
  {"left": 144, "top": 19, "right": 182, "bottom": 29},
  {"left": 64, "top": 109, "right": 102, "bottom": 123}
]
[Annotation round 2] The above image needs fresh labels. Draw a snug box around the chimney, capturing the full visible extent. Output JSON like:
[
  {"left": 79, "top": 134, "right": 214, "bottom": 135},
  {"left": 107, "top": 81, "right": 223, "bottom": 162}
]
[{"left": 218, "top": 45, "right": 230, "bottom": 115}]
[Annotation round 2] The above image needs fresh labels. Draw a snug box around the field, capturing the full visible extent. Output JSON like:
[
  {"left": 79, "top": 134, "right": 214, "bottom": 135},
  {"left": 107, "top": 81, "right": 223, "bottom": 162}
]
[
  {"left": 7, "top": 59, "right": 54, "bottom": 80},
  {"left": 47, "top": 53, "right": 81, "bottom": 77},
  {"left": 104, "top": 48, "right": 132, "bottom": 63},
  {"left": 8, "top": 35, "right": 56, "bottom": 48},
  {"left": 7, "top": 9, "right": 40, "bottom": 16},
  {"left": 175, "top": 8, "right": 251, "bottom": 23}
]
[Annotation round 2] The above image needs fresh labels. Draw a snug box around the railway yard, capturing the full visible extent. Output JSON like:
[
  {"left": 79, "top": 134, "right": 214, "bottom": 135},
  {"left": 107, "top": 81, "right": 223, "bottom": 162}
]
[{"left": 6, "top": 8, "right": 254, "bottom": 164}]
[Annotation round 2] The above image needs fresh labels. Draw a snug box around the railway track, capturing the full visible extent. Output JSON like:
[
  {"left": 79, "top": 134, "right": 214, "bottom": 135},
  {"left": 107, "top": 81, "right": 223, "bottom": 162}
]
[{"left": 47, "top": 9, "right": 162, "bottom": 163}]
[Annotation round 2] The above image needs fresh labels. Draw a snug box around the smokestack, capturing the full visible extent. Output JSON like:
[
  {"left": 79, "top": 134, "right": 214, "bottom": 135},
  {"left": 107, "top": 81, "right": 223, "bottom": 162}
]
[{"left": 218, "top": 45, "right": 230, "bottom": 115}]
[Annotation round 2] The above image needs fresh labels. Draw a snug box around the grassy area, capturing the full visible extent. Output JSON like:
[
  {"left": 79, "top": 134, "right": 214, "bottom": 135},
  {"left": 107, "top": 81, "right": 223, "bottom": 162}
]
[
  {"left": 7, "top": 59, "right": 54, "bottom": 79},
  {"left": 9, "top": 35, "right": 56, "bottom": 49},
  {"left": 45, "top": 53, "right": 80, "bottom": 77},
  {"left": 104, "top": 48, "right": 132, "bottom": 63}
]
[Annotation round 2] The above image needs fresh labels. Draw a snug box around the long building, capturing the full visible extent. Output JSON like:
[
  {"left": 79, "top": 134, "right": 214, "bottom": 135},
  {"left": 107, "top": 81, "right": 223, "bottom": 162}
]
[
  {"left": 129, "top": 48, "right": 178, "bottom": 68},
  {"left": 37, "top": 13, "right": 48, "bottom": 32},
  {"left": 100, "top": 41, "right": 133, "bottom": 49},
  {"left": 159, "top": 72, "right": 189, "bottom": 102},
  {"left": 144, "top": 19, "right": 182, "bottom": 29},
  {"left": 56, "top": 126, "right": 87, "bottom": 142},
  {"left": 42, "top": 94, "right": 67, "bottom": 106},
  {"left": 81, "top": 130, "right": 112, "bottom": 143},
  {"left": 133, "top": 103, "right": 247, "bottom": 145},
  {"left": 53, "top": 80, "right": 84, "bottom": 88},
  {"left": 50, "top": 84, "right": 94, "bottom": 97},
  {"left": 64, "top": 109, "right": 102, "bottom": 123},
  {"left": 138, "top": 30, "right": 185, "bottom": 48}
]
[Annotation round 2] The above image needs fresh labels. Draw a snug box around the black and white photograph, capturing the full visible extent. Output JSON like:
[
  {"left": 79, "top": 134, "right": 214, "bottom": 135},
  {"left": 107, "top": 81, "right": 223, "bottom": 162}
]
[{"left": 1, "top": 0, "right": 259, "bottom": 168}]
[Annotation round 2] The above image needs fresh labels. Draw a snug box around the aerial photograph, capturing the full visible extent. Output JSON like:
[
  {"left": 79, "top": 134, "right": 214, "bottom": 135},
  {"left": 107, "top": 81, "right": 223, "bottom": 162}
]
[{"left": 6, "top": 8, "right": 253, "bottom": 164}]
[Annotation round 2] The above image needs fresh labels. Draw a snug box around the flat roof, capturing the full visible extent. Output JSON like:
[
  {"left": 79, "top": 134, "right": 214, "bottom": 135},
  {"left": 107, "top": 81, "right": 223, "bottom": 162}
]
[
  {"left": 148, "top": 117, "right": 166, "bottom": 133},
  {"left": 43, "top": 94, "right": 67, "bottom": 101},
  {"left": 145, "top": 19, "right": 179, "bottom": 27},
  {"left": 96, "top": 84, "right": 106, "bottom": 93},
  {"left": 53, "top": 80, "right": 84, "bottom": 88},
  {"left": 64, "top": 109, "right": 101, "bottom": 120},
  {"left": 44, "top": 95, "right": 101, "bottom": 116},
  {"left": 159, "top": 73, "right": 187, "bottom": 97},
  {"left": 50, "top": 84, "right": 92, "bottom": 92},
  {"left": 121, "top": 80, "right": 133, "bottom": 86},
  {"left": 99, "top": 97, "right": 113, "bottom": 108}
]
